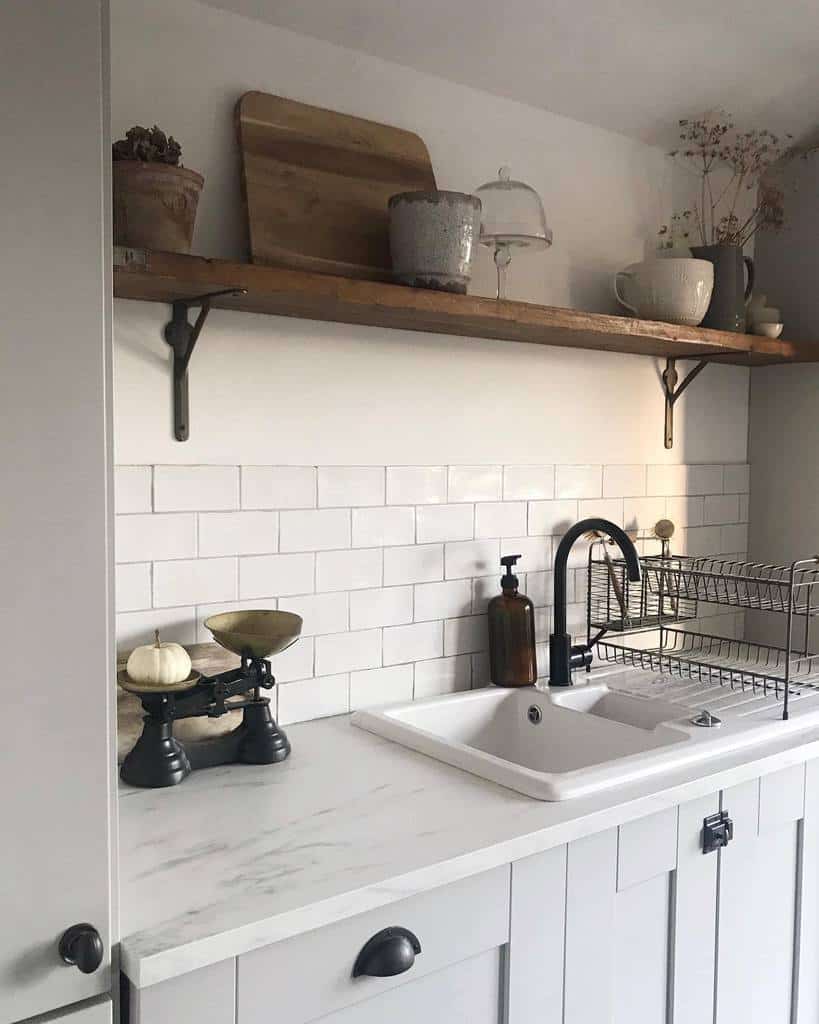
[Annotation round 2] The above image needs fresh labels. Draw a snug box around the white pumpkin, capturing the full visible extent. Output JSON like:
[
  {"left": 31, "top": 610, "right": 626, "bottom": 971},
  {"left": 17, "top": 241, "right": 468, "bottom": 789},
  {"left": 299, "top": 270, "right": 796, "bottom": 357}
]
[{"left": 126, "top": 630, "right": 192, "bottom": 686}]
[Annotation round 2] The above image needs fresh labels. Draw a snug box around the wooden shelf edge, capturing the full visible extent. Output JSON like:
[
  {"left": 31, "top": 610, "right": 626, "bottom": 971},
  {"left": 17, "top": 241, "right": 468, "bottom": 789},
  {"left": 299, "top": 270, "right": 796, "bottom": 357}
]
[{"left": 112, "top": 248, "right": 818, "bottom": 366}]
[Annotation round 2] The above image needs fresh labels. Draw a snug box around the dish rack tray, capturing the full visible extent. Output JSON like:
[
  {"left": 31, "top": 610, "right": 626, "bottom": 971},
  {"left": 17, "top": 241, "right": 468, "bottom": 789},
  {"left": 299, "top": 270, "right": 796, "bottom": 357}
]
[{"left": 587, "top": 545, "right": 819, "bottom": 720}]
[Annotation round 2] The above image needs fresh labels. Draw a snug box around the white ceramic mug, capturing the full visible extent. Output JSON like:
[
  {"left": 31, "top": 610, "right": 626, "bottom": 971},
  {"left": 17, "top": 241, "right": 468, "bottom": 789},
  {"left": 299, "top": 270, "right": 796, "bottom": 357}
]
[{"left": 614, "top": 258, "right": 714, "bottom": 326}]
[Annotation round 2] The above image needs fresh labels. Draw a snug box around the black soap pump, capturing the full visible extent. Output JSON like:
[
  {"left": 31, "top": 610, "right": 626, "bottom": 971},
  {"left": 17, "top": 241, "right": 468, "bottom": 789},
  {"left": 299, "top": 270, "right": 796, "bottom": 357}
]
[{"left": 488, "top": 555, "right": 538, "bottom": 687}]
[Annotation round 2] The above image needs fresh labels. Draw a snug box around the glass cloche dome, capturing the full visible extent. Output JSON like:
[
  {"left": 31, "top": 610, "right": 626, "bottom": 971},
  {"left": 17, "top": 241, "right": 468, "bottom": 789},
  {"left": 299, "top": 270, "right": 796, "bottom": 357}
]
[{"left": 475, "top": 166, "right": 553, "bottom": 299}]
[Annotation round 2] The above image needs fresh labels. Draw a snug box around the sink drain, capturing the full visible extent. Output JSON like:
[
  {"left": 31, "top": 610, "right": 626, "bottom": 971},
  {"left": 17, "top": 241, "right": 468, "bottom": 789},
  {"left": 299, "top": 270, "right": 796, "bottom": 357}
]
[{"left": 527, "top": 705, "right": 543, "bottom": 725}]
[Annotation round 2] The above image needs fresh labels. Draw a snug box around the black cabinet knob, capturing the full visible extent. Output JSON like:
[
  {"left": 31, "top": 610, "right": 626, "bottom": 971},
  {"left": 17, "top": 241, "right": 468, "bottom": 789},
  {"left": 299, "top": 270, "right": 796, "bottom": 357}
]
[
  {"left": 352, "top": 926, "right": 421, "bottom": 978},
  {"left": 59, "top": 923, "right": 104, "bottom": 974}
]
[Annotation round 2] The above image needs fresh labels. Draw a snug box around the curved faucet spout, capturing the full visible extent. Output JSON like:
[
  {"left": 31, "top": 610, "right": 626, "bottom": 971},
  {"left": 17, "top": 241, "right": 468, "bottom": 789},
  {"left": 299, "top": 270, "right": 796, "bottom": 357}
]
[{"left": 550, "top": 518, "right": 641, "bottom": 686}]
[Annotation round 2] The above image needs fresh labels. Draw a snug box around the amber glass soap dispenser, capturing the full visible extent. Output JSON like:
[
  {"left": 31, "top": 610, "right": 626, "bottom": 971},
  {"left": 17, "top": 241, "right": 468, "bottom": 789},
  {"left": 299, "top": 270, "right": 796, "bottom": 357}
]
[{"left": 488, "top": 554, "right": 537, "bottom": 687}]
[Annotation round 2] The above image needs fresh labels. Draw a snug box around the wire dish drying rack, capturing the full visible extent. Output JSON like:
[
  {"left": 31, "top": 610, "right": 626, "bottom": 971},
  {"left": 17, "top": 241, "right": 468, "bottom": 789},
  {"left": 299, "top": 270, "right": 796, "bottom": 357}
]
[{"left": 587, "top": 543, "right": 819, "bottom": 721}]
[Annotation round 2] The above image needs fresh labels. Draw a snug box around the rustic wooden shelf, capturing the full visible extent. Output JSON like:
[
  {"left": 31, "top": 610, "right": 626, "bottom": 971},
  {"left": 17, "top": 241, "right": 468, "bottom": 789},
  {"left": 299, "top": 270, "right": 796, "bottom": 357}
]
[{"left": 113, "top": 248, "right": 817, "bottom": 366}]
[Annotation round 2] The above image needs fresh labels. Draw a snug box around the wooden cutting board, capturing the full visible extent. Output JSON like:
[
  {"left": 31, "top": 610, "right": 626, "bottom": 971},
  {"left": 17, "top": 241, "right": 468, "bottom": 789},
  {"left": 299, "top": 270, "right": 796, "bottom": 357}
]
[{"left": 236, "top": 91, "right": 436, "bottom": 281}]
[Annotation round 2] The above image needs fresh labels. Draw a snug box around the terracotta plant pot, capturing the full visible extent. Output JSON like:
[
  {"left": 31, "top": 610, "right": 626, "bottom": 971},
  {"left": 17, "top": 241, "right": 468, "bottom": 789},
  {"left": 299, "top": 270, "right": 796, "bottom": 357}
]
[{"left": 113, "top": 162, "right": 204, "bottom": 253}]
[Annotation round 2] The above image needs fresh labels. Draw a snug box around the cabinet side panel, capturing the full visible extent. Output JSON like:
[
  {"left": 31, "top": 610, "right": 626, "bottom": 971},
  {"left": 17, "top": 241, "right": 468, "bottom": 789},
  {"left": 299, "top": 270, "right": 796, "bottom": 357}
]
[{"left": 507, "top": 845, "right": 567, "bottom": 1024}]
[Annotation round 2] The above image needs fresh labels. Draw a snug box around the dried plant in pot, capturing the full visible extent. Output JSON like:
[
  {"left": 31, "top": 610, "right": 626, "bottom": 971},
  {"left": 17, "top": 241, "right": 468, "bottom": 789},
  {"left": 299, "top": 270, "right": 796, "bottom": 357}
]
[{"left": 112, "top": 125, "right": 204, "bottom": 254}]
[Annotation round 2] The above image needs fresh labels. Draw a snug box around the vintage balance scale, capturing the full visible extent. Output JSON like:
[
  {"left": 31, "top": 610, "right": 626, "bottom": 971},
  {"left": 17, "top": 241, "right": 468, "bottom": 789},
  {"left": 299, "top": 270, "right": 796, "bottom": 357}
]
[{"left": 119, "top": 610, "right": 302, "bottom": 788}]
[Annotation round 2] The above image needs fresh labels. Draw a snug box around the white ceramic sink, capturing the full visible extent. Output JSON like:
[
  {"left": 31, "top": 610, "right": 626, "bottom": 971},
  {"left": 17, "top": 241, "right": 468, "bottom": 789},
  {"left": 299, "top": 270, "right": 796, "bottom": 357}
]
[{"left": 352, "top": 666, "right": 819, "bottom": 800}]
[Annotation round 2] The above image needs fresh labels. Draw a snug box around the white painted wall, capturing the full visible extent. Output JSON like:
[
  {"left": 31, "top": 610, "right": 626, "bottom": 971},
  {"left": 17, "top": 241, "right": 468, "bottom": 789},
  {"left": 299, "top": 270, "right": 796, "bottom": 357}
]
[
  {"left": 110, "top": 0, "right": 749, "bottom": 470},
  {"left": 110, "top": 0, "right": 753, "bottom": 720},
  {"left": 747, "top": 152, "right": 819, "bottom": 647}
]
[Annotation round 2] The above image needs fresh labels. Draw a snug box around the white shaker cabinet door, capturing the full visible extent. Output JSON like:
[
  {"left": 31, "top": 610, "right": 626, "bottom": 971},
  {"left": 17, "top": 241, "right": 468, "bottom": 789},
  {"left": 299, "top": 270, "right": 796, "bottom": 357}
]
[
  {"left": 716, "top": 765, "right": 805, "bottom": 1024},
  {"left": 0, "top": 1, "right": 114, "bottom": 1021},
  {"left": 507, "top": 797, "right": 718, "bottom": 1024}
]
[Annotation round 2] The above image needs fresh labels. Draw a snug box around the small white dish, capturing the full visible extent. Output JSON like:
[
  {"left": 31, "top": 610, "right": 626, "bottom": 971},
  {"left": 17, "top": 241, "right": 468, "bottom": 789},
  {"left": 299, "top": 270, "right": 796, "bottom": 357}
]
[{"left": 753, "top": 322, "right": 784, "bottom": 338}]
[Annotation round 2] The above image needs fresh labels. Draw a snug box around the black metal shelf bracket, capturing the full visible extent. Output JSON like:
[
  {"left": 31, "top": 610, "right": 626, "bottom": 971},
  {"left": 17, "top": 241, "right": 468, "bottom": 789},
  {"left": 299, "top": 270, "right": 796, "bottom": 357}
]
[
  {"left": 164, "top": 289, "right": 247, "bottom": 441},
  {"left": 662, "top": 358, "right": 709, "bottom": 450}
]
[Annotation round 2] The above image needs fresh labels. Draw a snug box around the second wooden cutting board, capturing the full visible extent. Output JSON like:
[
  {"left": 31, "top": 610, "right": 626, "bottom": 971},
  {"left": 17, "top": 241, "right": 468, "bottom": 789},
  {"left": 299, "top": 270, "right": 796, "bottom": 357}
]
[{"left": 236, "top": 91, "right": 437, "bottom": 281}]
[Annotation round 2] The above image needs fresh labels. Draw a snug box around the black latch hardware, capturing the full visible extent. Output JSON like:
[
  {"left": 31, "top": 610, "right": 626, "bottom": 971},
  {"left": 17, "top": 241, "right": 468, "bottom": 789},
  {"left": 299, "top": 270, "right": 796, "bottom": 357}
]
[
  {"left": 164, "top": 288, "right": 247, "bottom": 441},
  {"left": 702, "top": 809, "right": 733, "bottom": 853}
]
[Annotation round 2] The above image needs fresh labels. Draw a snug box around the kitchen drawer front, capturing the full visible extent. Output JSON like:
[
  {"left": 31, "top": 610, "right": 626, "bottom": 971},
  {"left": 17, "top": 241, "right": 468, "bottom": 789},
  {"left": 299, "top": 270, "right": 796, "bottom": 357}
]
[
  {"left": 314, "top": 948, "right": 502, "bottom": 1023},
  {"left": 237, "top": 865, "right": 510, "bottom": 1024}
]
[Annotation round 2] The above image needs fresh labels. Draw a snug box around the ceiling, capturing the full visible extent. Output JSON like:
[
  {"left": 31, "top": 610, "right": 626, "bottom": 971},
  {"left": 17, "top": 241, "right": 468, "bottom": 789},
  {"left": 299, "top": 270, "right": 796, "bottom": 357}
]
[{"left": 202, "top": 0, "right": 819, "bottom": 147}]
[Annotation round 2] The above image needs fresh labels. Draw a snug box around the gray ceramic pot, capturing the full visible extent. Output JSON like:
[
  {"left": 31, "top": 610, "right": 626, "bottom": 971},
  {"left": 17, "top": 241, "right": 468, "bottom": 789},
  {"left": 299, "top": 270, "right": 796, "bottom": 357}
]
[
  {"left": 691, "top": 244, "right": 755, "bottom": 332},
  {"left": 388, "top": 190, "right": 482, "bottom": 294}
]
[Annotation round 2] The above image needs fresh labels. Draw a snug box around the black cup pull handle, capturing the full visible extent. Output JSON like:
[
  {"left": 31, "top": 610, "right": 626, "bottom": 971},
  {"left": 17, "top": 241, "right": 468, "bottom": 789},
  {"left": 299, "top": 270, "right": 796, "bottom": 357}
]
[
  {"left": 58, "top": 923, "right": 104, "bottom": 974},
  {"left": 352, "top": 926, "right": 421, "bottom": 978}
]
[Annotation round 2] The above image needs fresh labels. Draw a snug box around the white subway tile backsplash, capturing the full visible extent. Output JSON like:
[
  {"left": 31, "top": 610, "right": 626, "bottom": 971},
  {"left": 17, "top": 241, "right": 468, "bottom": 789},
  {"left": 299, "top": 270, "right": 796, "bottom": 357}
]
[
  {"left": 317, "top": 548, "right": 382, "bottom": 592},
  {"left": 502, "top": 536, "right": 551, "bottom": 573},
  {"left": 523, "top": 570, "right": 553, "bottom": 607},
  {"left": 665, "top": 495, "right": 704, "bottom": 529},
  {"left": 280, "top": 509, "right": 350, "bottom": 552},
  {"left": 528, "top": 499, "right": 577, "bottom": 537},
  {"left": 386, "top": 466, "right": 447, "bottom": 505},
  {"left": 414, "top": 655, "right": 471, "bottom": 698},
  {"left": 114, "top": 460, "right": 746, "bottom": 727},
  {"left": 577, "top": 497, "right": 624, "bottom": 525},
  {"left": 198, "top": 511, "right": 279, "bottom": 557},
  {"left": 350, "top": 665, "right": 414, "bottom": 710},
  {"left": 318, "top": 466, "right": 385, "bottom": 507},
  {"left": 270, "top": 636, "right": 315, "bottom": 682},
  {"left": 384, "top": 544, "right": 443, "bottom": 585},
  {"left": 703, "top": 494, "right": 740, "bottom": 526},
  {"left": 623, "top": 496, "right": 666, "bottom": 535},
  {"left": 475, "top": 502, "right": 527, "bottom": 539},
  {"left": 414, "top": 579, "right": 472, "bottom": 621},
  {"left": 116, "top": 606, "right": 197, "bottom": 652},
  {"left": 278, "top": 674, "right": 348, "bottom": 725},
  {"left": 284, "top": 593, "right": 348, "bottom": 637},
  {"left": 315, "top": 629, "right": 381, "bottom": 675},
  {"left": 448, "top": 465, "right": 502, "bottom": 502},
  {"left": 352, "top": 506, "right": 415, "bottom": 548},
  {"left": 240, "top": 553, "right": 315, "bottom": 599},
  {"left": 444, "top": 614, "right": 488, "bottom": 656},
  {"left": 116, "top": 563, "right": 151, "bottom": 613},
  {"left": 154, "top": 465, "right": 239, "bottom": 511},
  {"left": 115, "top": 466, "right": 152, "bottom": 513},
  {"left": 116, "top": 513, "right": 196, "bottom": 563},
  {"left": 383, "top": 620, "right": 443, "bottom": 665},
  {"left": 241, "top": 466, "right": 316, "bottom": 509},
  {"left": 503, "top": 465, "right": 554, "bottom": 500},
  {"left": 721, "top": 523, "right": 749, "bottom": 554},
  {"left": 689, "top": 464, "right": 724, "bottom": 496},
  {"left": 603, "top": 465, "right": 646, "bottom": 498},
  {"left": 555, "top": 465, "right": 601, "bottom": 499},
  {"left": 416, "top": 504, "right": 474, "bottom": 544},
  {"left": 471, "top": 651, "right": 491, "bottom": 687},
  {"left": 686, "top": 526, "right": 723, "bottom": 557},
  {"left": 723, "top": 464, "right": 750, "bottom": 494},
  {"left": 153, "top": 557, "right": 237, "bottom": 608},
  {"left": 349, "top": 586, "right": 413, "bottom": 629},
  {"left": 647, "top": 464, "right": 689, "bottom": 497},
  {"left": 445, "top": 539, "right": 500, "bottom": 580},
  {"left": 471, "top": 576, "right": 497, "bottom": 615}
]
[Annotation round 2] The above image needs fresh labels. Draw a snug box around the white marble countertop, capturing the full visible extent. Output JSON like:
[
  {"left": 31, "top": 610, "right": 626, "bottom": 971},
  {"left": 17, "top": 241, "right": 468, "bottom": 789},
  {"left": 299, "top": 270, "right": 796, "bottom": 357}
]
[{"left": 119, "top": 704, "right": 819, "bottom": 988}]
